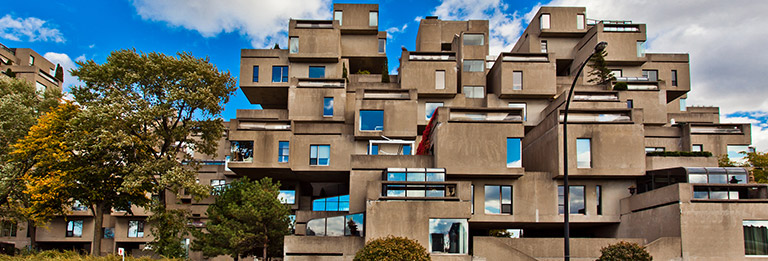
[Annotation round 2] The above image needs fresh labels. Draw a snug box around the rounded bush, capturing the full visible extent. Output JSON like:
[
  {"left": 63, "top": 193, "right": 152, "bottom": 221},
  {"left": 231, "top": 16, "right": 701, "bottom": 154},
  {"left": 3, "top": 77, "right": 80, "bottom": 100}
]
[
  {"left": 354, "top": 236, "right": 430, "bottom": 261},
  {"left": 597, "top": 241, "right": 652, "bottom": 261}
]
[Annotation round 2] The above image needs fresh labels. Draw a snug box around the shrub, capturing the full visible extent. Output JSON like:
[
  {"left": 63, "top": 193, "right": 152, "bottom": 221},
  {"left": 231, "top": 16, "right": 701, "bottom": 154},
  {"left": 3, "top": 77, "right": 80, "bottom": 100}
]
[
  {"left": 354, "top": 236, "right": 430, "bottom": 261},
  {"left": 597, "top": 241, "right": 652, "bottom": 261},
  {"left": 613, "top": 82, "right": 628, "bottom": 90}
]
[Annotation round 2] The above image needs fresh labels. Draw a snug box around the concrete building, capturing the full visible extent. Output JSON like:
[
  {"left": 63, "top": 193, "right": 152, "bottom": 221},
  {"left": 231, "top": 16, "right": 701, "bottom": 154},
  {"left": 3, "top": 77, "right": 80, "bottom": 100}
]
[{"left": 0, "top": 43, "right": 62, "bottom": 93}]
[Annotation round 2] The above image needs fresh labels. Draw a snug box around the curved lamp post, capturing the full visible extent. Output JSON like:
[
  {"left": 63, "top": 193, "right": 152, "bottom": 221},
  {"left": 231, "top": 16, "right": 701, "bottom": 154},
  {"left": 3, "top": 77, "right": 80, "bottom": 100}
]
[{"left": 563, "top": 41, "right": 608, "bottom": 261}]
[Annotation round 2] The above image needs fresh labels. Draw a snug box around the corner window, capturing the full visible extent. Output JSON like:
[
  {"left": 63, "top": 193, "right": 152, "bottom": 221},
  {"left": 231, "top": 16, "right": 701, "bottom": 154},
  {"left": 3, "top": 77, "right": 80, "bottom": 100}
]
[
  {"left": 128, "top": 220, "right": 145, "bottom": 238},
  {"left": 334, "top": 11, "right": 343, "bottom": 26},
  {"left": 369, "top": 11, "right": 378, "bottom": 27},
  {"left": 692, "top": 144, "right": 703, "bottom": 152},
  {"left": 230, "top": 141, "right": 254, "bottom": 162},
  {"left": 359, "top": 110, "right": 384, "bottom": 131},
  {"left": 279, "top": 190, "right": 296, "bottom": 204},
  {"left": 484, "top": 185, "right": 512, "bottom": 214},
  {"left": 512, "top": 71, "right": 523, "bottom": 90},
  {"left": 508, "top": 103, "right": 526, "bottom": 121},
  {"left": 310, "top": 145, "right": 330, "bottom": 166},
  {"left": 463, "top": 60, "right": 484, "bottom": 72},
  {"left": 744, "top": 220, "right": 768, "bottom": 255},
  {"left": 429, "top": 219, "right": 468, "bottom": 254},
  {"left": 66, "top": 220, "right": 83, "bottom": 237},
  {"left": 289, "top": 37, "right": 299, "bottom": 54},
  {"left": 576, "top": 138, "right": 591, "bottom": 168},
  {"left": 435, "top": 70, "right": 445, "bottom": 90},
  {"left": 577, "top": 14, "right": 585, "bottom": 30},
  {"left": 558, "top": 185, "right": 585, "bottom": 214},
  {"left": 679, "top": 98, "right": 686, "bottom": 111},
  {"left": 272, "top": 66, "right": 288, "bottom": 83},
  {"left": 462, "top": 86, "right": 484, "bottom": 99},
  {"left": 323, "top": 97, "right": 334, "bottom": 117},
  {"left": 378, "top": 39, "right": 386, "bottom": 53},
  {"left": 507, "top": 138, "right": 522, "bottom": 168},
  {"left": 426, "top": 102, "right": 443, "bottom": 120},
  {"left": 309, "top": 66, "right": 325, "bottom": 78},
  {"left": 642, "top": 70, "right": 658, "bottom": 81},
  {"left": 463, "top": 34, "right": 484, "bottom": 45},
  {"left": 252, "top": 66, "right": 259, "bottom": 82},
  {"left": 671, "top": 70, "right": 678, "bottom": 86},
  {"left": 540, "top": 40, "right": 547, "bottom": 53},
  {"left": 540, "top": 14, "right": 551, "bottom": 30},
  {"left": 278, "top": 141, "right": 289, "bottom": 163}
]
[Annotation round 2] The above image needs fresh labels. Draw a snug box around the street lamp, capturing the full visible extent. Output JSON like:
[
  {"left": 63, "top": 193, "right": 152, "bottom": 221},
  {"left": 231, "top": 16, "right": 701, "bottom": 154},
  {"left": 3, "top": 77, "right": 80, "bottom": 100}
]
[{"left": 562, "top": 41, "right": 607, "bottom": 261}]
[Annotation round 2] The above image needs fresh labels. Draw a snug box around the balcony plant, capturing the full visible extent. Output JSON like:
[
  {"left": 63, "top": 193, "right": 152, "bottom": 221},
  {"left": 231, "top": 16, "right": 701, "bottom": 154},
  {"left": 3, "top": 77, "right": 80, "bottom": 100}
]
[
  {"left": 354, "top": 236, "right": 429, "bottom": 261},
  {"left": 597, "top": 241, "right": 652, "bottom": 261}
]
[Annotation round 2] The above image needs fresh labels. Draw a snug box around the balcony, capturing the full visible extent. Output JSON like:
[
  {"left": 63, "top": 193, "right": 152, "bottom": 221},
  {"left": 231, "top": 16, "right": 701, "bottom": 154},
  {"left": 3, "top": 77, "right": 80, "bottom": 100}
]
[
  {"left": 448, "top": 108, "right": 524, "bottom": 122},
  {"left": 296, "top": 78, "right": 346, "bottom": 88},
  {"left": 690, "top": 124, "right": 744, "bottom": 134},
  {"left": 408, "top": 52, "right": 456, "bottom": 61},
  {"left": 558, "top": 110, "right": 632, "bottom": 123}
]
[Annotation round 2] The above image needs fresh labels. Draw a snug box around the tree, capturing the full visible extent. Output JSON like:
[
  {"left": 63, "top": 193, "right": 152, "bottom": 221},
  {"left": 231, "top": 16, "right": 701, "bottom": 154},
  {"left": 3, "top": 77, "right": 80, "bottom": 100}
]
[
  {"left": 69, "top": 49, "right": 237, "bottom": 257},
  {"left": 597, "top": 241, "right": 652, "bottom": 261},
  {"left": 273, "top": 43, "right": 280, "bottom": 49},
  {"left": 587, "top": 48, "right": 615, "bottom": 85},
  {"left": 54, "top": 64, "right": 64, "bottom": 82},
  {"left": 353, "top": 236, "right": 430, "bottom": 261},
  {"left": 342, "top": 62, "right": 349, "bottom": 82},
  {"left": 10, "top": 102, "right": 151, "bottom": 255},
  {"left": 381, "top": 59, "right": 390, "bottom": 83},
  {"left": 0, "top": 77, "right": 61, "bottom": 250},
  {"left": 746, "top": 151, "right": 768, "bottom": 183},
  {"left": 191, "top": 177, "right": 291, "bottom": 260}
]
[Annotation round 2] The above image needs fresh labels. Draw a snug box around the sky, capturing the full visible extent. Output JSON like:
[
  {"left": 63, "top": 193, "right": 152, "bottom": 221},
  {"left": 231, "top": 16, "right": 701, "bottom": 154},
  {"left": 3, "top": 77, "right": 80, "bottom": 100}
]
[{"left": 3, "top": 0, "right": 768, "bottom": 150}]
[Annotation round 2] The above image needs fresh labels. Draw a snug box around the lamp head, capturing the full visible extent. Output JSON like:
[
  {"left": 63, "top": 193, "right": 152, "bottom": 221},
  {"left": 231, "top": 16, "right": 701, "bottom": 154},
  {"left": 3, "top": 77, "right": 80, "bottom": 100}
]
[{"left": 595, "top": 41, "right": 608, "bottom": 53}]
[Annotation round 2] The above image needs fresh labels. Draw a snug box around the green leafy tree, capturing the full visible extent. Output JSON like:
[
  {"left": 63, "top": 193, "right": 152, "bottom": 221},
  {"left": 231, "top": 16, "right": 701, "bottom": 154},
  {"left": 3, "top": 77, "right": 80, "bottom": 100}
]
[
  {"left": 342, "top": 62, "right": 349, "bottom": 82},
  {"left": 2, "top": 69, "right": 14, "bottom": 78},
  {"left": 587, "top": 49, "right": 615, "bottom": 85},
  {"left": 354, "top": 236, "right": 430, "bottom": 261},
  {"left": 597, "top": 241, "right": 652, "bottom": 261},
  {"left": 192, "top": 177, "right": 291, "bottom": 260},
  {"left": 54, "top": 64, "right": 64, "bottom": 82},
  {"left": 273, "top": 43, "right": 280, "bottom": 49},
  {"left": 69, "top": 49, "right": 237, "bottom": 257},
  {"left": 381, "top": 59, "right": 390, "bottom": 83}
]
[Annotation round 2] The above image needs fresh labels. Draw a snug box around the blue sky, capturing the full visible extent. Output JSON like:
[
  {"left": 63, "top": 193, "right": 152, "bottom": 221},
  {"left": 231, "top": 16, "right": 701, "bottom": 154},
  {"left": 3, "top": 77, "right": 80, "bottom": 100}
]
[{"left": 3, "top": 0, "right": 768, "bottom": 150}]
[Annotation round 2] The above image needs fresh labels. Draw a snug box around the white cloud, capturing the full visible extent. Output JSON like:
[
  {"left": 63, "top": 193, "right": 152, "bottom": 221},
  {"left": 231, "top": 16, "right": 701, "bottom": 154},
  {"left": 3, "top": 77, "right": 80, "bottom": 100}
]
[
  {"left": 414, "top": 16, "right": 424, "bottom": 23},
  {"left": 385, "top": 24, "right": 408, "bottom": 39},
  {"left": 722, "top": 114, "right": 768, "bottom": 152},
  {"left": 0, "top": 14, "right": 65, "bottom": 43},
  {"left": 43, "top": 52, "right": 84, "bottom": 91},
  {"left": 131, "top": 0, "right": 332, "bottom": 48}
]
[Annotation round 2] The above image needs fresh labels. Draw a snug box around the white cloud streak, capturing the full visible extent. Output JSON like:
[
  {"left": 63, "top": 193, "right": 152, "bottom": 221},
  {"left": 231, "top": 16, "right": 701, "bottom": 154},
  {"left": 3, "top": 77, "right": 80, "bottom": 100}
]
[
  {"left": 131, "top": 0, "right": 332, "bottom": 48},
  {"left": 0, "top": 14, "right": 65, "bottom": 43},
  {"left": 385, "top": 24, "right": 408, "bottom": 39}
]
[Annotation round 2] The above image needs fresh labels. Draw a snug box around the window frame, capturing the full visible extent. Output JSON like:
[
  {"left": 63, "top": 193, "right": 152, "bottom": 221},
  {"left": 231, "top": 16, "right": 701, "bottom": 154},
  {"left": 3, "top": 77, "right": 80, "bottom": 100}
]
[
  {"left": 369, "top": 11, "right": 378, "bottom": 27},
  {"left": 278, "top": 141, "right": 290, "bottom": 163},
  {"left": 576, "top": 14, "right": 585, "bottom": 30},
  {"left": 507, "top": 138, "right": 522, "bottom": 168},
  {"left": 671, "top": 69, "right": 678, "bottom": 86},
  {"left": 512, "top": 71, "right": 523, "bottom": 90},
  {"left": 576, "top": 138, "right": 592, "bottom": 168},
  {"left": 359, "top": 110, "right": 384, "bottom": 131},
  {"left": 463, "top": 60, "right": 484, "bottom": 72},
  {"left": 642, "top": 69, "right": 658, "bottom": 81},
  {"left": 508, "top": 103, "right": 527, "bottom": 121},
  {"left": 596, "top": 185, "right": 602, "bottom": 215},
  {"left": 310, "top": 145, "right": 331, "bottom": 166},
  {"left": 66, "top": 220, "right": 83, "bottom": 237},
  {"left": 323, "top": 97, "right": 334, "bottom": 117},
  {"left": 462, "top": 86, "right": 484, "bottom": 99},
  {"left": 252, "top": 66, "right": 259, "bottom": 82},
  {"left": 289, "top": 37, "right": 299, "bottom": 54},
  {"left": 309, "top": 66, "right": 325, "bottom": 78},
  {"left": 435, "top": 70, "right": 446, "bottom": 90},
  {"left": 128, "top": 220, "right": 145, "bottom": 238},
  {"left": 558, "top": 185, "right": 586, "bottom": 215},
  {"left": 378, "top": 38, "right": 386, "bottom": 53},
  {"left": 540, "top": 14, "right": 551, "bottom": 30},
  {"left": 272, "top": 66, "right": 289, "bottom": 83},
  {"left": 484, "top": 185, "right": 513, "bottom": 215},
  {"left": 540, "top": 40, "right": 547, "bottom": 53},
  {"left": 334, "top": 10, "right": 343, "bottom": 26},
  {"left": 463, "top": 33, "right": 484, "bottom": 46}
]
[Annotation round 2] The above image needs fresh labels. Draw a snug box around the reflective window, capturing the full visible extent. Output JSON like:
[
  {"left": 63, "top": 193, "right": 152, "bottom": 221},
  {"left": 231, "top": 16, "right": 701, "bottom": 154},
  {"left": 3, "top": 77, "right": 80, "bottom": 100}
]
[
  {"left": 485, "top": 185, "right": 512, "bottom": 214},
  {"left": 230, "top": 141, "right": 254, "bottom": 162},
  {"left": 378, "top": 39, "right": 386, "bottom": 53},
  {"left": 558, "top": 185, "right": 586, "bottom": 214},
  {"left": 272, "top": 66, "right": 288, "bottom": 82},
  {"left": 463, "top": 34, "right": 484, "bottom": 45},
  {"left": 642, "top": 70, "right": 658, "bottom": 81},
  {"left": 463, "top": 60, "right": 484, "bottom": 72},
  {"left": 577, "top": 14, "right": 585, "bottom": 30},
  {"left": 508, "top": 103, "right": 526, "bottom": 121},
  {"left": 36, "top": 82, "right": 46, "bottom": 94},
  {"left": 323, "top": 97, "right": 334, "bottom": 117},
  {"left": 102, "top": 228, "right": 114, "bottom": 239},
  {"left": 463, "top": 86, "right": 484, "bottom": 98},
  {"left": 540, "top": 14, "right": 550, "bottom": 29},
  {"left": 627, "top": 99, "right": 633, "bottom": 109},
  {"left": 310, "top": 145, "right": 330, "bottom": 166},
  {"left": 309, "top": 66, "right": 325, "bottom": 78},
  {"left": 334, "top": 11, "right": 342, "bottom": 26},
  {"left": 512, "top": 71, "right": 523, "bottom": 90},
  {"left": 429, "top": 219, "right": 468, "bottom": 254},
  {"left": 307, "top": 214, "right": 364, "bottom": 237},
  {"left": 306, "top": 218, "right": 325, "bottom": 236},
  {"left": 728, "top": 145, "right": 750, "bottom": 164},
  {"left": 278, "top": 190, "right": 295, "bottom": 204},
  {"left": 289, "top": 37, "right": 299, "bottom": 54},
  {"left": 540, "top": 40, "right": 547, "bottom": 53},
  {"left": 435, "top": 70, "right": 445, "bottom": 89},
  {"left": 744, "top": 220, "right": 768, "bottom": 256},
  {"left": 66, "top": 220, "right": 82, "bottom": 237},
  {"left": 128, "top": 220, "right": 145, "bottom": 238},
  {"left": 368, "top": 144, "right": 379, "bottom": 155},
  {"left": 403, "top": 144, "right": 412, "bottom": 155},
  {"left": 426, "top": 102, "right": 443, "bottom": 120},
  {"left": 671, "top": 70, "right": 678, "bottom": 86},
  {"left": 29, "top": 55, "right": 35, "bottom": 66},
  {"left": 646, "top": 147, "right": 665, "bottom": 153},
  {"left": 326, "top": 216, "right": 345, "bottom": 236},
  {"left": 345, "top": 213, "right": 364, "bottom": 236},
  {"left": 507, "top": 138, "right": 522, "bottom": 168},
  {"left": 369, "top": 11, "right": 378, "bottom": 27},
  {"left": 278, "top": 141, "right": 289, "bottom": 163},
  {"left": 312, "top": 195, "right": 349, "bottom": 211},
  {"left": 576, "top": 139, "right": 591, "bottom": 168},
  {"left": 387, "top": 172, "right": 406, "bottom": 181},
  {"left": 252, "top": 66, "right": 259, "bottom": 82},
  {"left": 359, "top": 110, "right": 384, "bottom": 131}
]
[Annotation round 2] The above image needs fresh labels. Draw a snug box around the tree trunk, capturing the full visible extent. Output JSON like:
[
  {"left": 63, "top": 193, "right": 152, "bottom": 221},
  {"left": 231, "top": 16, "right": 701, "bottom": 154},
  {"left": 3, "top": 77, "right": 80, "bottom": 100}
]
[
  {"left": 90, "top": 203, "right": 106, "bottom": 256},
  {"left": 263, "top": 224, "right": 268, "bottom": 260},
  {"left": 28, "top": 223, "right": 36, "bottom": 251}
]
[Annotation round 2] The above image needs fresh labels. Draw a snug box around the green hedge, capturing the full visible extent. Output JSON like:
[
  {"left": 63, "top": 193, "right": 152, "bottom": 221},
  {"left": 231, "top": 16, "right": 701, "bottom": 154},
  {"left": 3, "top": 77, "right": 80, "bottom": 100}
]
[
  {"left": 613, "top": 82, "right": 628, "bottom": 90},
  {"left": 646, "top": 151, "right": 712, "bottom": 157},
  {"left": 354, "top": 236, "right": 430, "bottom": 261}
]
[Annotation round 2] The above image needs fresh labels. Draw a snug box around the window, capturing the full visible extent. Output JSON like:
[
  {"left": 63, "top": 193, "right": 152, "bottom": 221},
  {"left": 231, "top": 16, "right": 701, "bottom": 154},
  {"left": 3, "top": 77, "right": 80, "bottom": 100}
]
[
  {"left": 368, "top": 144, "right": 378, "bottom": 155},
  {"left": 278, "top": 141, "right": 289, "bottom": 163},
  {"left": 369, "top": 11, "right": 378, "bottom": 27},
  {"left": 540, "top": 14, "right": 550, "bottom": 29},
  {"left": 642, "top": 70, "right": 658, "bottom": 81},
  {"left": 462, "top": 86, "right": 484, "bottom": 98},
  {"left": 289, "top": 37, "right": 299, "bottom": 54},
  {"left": 611, "top": 69, "right": 623, "bottom": 78},
  {"left": 577, "top": 14, "right": 585, "bottom": 30},
  {"left": 485, "top": 185, "right": 512, "bottom": 214},
  {"left": 272, "top": 66, "right": 288, "bottom": 82},
  {"left": 306, "top": 213, "right": 364, "bottom": 237},
  {"left": 211, "top": 179, "right": 227, "bottom": 194},
  {"left": 512, "top": 71, "right": 523, "bottom": 90},
  {"left": 403, "top": 145, "right": 412, "bottom": 155},
  {"left": 230, "top": 141, "right": 253, "bottom": 162},
  {"left": 463, "top": 34, "right": 484, "bottom": 45},
  {"left": 627, "top": 99, "right": 633, "bottom": 109},
  {"left": 252, "top": 66, "right": 259, "bottom": 82},
  {"left": 744, "top": 220, "right": 768, "bottom": 255},
  {"left": 692, "top": 144, "right": 703, "bottom": 152},
  {"left": 310, "top": 145, "right": 330, "bottom": 166},
  {"left": 359, "top": 110, "right": 384, "bottom": 131},
  {"left": 334, "top": 11, "right": 342, "bottom": 26},
  {"left": 576, "top": 138, "right": 591, "bottom": 168},
  {"left": 29, "top": 55, "right": 34, "bottom": 66},
  {"left": 103, "top": 228, "right": 114, "bottom": 239},
  {"left": 66, "top": 220, "right": 83, "bottom": 237},
  {"left": 727, "top": 145, "right": 750, "bottom": 164},
  {"left": 426, "top": 102, "right": 443, "bottom": 120},
  {"left": 128, "top": 220, "right": 145, "bottom": 238},
  {"left": 596, "top": 185, "right": 602, "bottom": 215},
  {"left": 679, "top": 98, "right": 686, "bottom": 111},
  {"left": 279, "top": 190, "right": 296, "bottom": 204},
  {"left": 471, "top": 184, "right": 474, "bottom": 214},
  {"left": 508, "top": 103, "right": 527, "bottom": 121},
  {"left": 637, "top": 41, "right": 646, "bottom": 57},
  {"left": 1, "top": 221, "right": 16, "bottom": 237},
  {"left": 540, "top": 40, "right": 547, "bottom": 53},
  {"left": 645, "top": 147, "right": 665, "bottom": 153},
  {"left": 312, "top": 195, "right": 349, "bottom": 211},
  {"left": 429, "top": 219, "right": 468, "bottom": 254},
  {"left": 558, "top": 185, "right": 586, "bottom": 214},
  {"left": 507, "top": 138, "right": 522, "bottom": 168},
  {"left": 671, "top": 70, "right": 678, "bottom": 86},
  {"left": 309, "top": 66, "right": 325, "bottom": 78},
  {"left": 322, "top": 97, "right": 334, "bottom": 117},
  {"left": 435, "top": 70, "right": 445, "bottom": 89},
  {"left": 35, "top": 81, "right": 46, "bottom": 94},
  {"left": 463, "top": 60, "right": 484, "bottom": 72},
  {"left": 378, "top": 38, "right": 386, "bottom": 53}
]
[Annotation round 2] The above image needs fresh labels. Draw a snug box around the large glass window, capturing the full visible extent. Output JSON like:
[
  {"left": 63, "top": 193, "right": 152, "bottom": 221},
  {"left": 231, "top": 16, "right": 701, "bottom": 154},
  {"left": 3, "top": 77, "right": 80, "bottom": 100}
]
[
  {"left": 463, "top": 60, "right": 484, "bottom": 72},
  {"left": 463, "top": 34, "right": 484, "bottom": 45},
  {"left": 512, "top": 71, "right": 523, "bottom": 90},
  {"left": 359, "top": 110, "right": 384, "bottom": 131},
  {"left": 279, "top": 190, "right": 295, "bottom": 204},
  {"left": 426, "top": 102, "right": 443, "bottom": 120},
  {"left": 334, "top": 11, "right": 342, "bottom": 26},
  {"left": 507, "top": 138, "right": 522, "bottom": 168},
  {"left": 306, "top": 218, "right": 326, "bottom": 236},
  {"left": 540, "top": 14, "right": 550, "bottom": 29},
  {"left": 508, "top": 103, "right": 526, "bottom": 121},
  {"left": 728, "top": 145, "right": 750, "bottom": 164},
  {"left": 66, "top": 220, "right": 83, "bottom": 237},
  {"left": 435, "top": 70, "right": 445, "bottom": 89},
  {"left": 272, "top": 66, "right": 288, "bottom": 82},
  {"left": 309, "top": 66, "right": 325, "bottom": 78},
  {"left": 323, "top": 97, "right": 334, "bottom": 117},
  {"left": 230, "top": 141, "right": 253, "bottom": 162},
  {"left": 485, "top": 185, "right": 512, "bottom": 214},
  {"left": 576, "top": 138, "right": 591, "bottom": 168},
  {"left": 744, "top": 220, "right": 768, "bottom": 255},
  {"left": 307, "top": 213, "right": 364, "bottom": 237},
  {"left": 310, "top": 145, "right": 330, "bottom": 166},
  {"left": 576, "top": 14, "right": 585, "bottom": 30},
  {"left": 369, "top": 12, "right": 378, "bottom": 27},
  {"left": 463, "top": 86, "right": 484, "bottom": 98},
  {"left": 252, "top": 66, "right": 259, "bottom": 82},
  {"left": 429, "top": 219, "right": 468, "bottom": 254},
  {"left": 312, "top": 195, "right": 349, "bottom": 211},
  {"left": 642, "top": 70, "right": 658, "bottom": 81},
  {"left": 128, "top": 220, "right": 145, "bottom": 238},
  {"left": 378, "top": 39, "right": 386, "bottom": 53},
  {"left": 558, "top": 185, "right": 586, "bottom": 214},
  {"left": 671, "top": 70, "right": 678, "bottom": 86},
  {"left": 278, "top": 141, "right": 289, "bottom": 163},
  {"left": 289, "top": 37, "right": 299, "bottom": 54}
]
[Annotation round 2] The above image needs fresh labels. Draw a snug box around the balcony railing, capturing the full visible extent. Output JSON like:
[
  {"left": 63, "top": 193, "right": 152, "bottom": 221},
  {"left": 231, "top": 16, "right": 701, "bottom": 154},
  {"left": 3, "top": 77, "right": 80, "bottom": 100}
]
[
  {"left": 690, "top": 125, "right": 743, "bottom": 134},
  {"left": 297, "top": 78, "right": 345, "bottom": 88},
  {"left": 573, "top": 92, "right": 619, "bottom": 101},
  {"left": 381, "top": 181, "right": 458, "bottom": 199},
  {"left": 408, "top": 52, "right": 455, "bottom": 61},
  {"left": 559, "top": 111, "right": 632, "bottom": 123},
  {"left": 237, "top": 121, "right": 291, "bottom": 130},
  {"left": 449, "top": 109, "right": 523, "bottom": 122}
]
